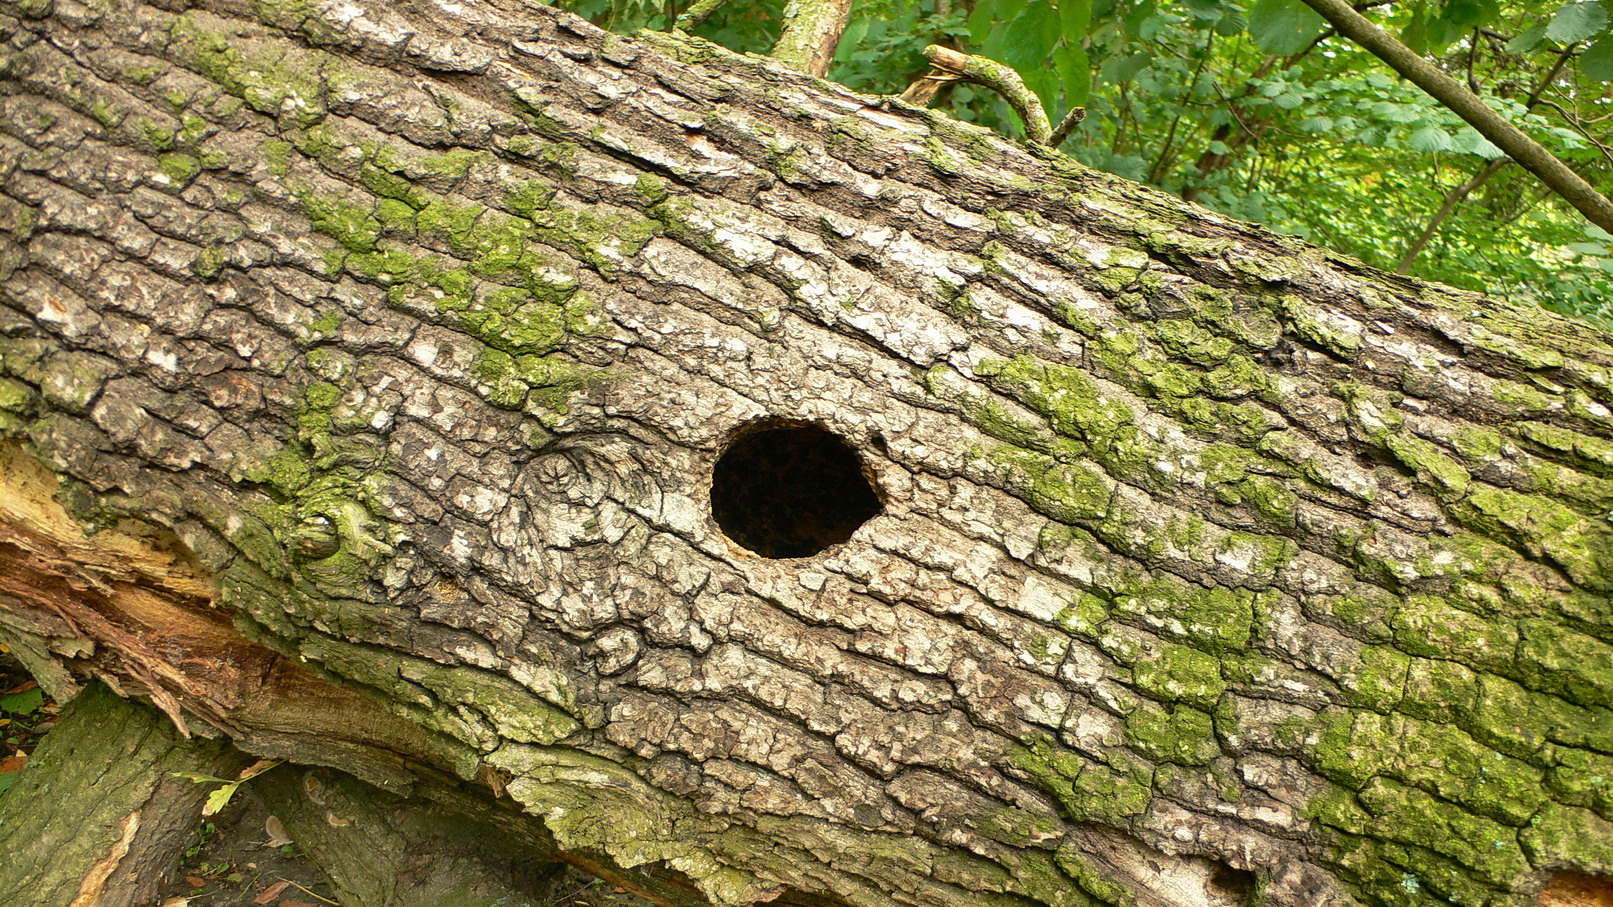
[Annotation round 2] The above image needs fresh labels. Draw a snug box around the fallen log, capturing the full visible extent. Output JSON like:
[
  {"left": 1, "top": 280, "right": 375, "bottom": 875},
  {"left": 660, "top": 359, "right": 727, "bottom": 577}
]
[{"left": 1, "top": 1, "right": 1611, "bottom": 905}]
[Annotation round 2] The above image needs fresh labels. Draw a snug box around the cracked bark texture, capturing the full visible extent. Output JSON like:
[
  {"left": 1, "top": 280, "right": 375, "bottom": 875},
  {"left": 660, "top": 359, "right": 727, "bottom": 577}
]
[{"left": 1, "top": 2, "right": 1611, "bottom": 906}]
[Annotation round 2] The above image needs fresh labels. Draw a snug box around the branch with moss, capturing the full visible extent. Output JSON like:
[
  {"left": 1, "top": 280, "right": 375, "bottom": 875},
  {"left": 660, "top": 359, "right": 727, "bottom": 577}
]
[
  {"left": 771, "top": 0, "right": 854, "bottom": 78},
  {"left": 1049, "top": 105, "right": 1086, "bottom": 148},
  {"left": 898, "top": 46, "right": 1087, "bottom": 148},
  {"left": 674, "top": 0, "right": 726, "bottom": 31},
  {"left": 901, "top": 45, "right": 1057, "bottom": 145}
]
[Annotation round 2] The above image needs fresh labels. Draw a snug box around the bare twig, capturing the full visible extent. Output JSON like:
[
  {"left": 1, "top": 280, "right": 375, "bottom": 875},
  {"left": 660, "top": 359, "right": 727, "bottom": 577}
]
[
  {"left": 1479, "top": 27, "right": 1582, "bottom": 54},
  {"left": 1182, "top": 38, "right": 1329, "bottom": 201},
  {"left": 1148, "top": 29, "right": 1217, "bottom": 184},
  {"left": 1396, "top": 158, "right": 1508, "bottom": 273},
  {"left": 1399, "top": 39, "right": 1583, "bottom": 272},
  {"left": 1533, "top": 98, "right": 1613, "bottom": 168},
  {"left": 1526, "top": 44, "right": 1579, "bottom": 107},
  {"left": 279, "top": 879, "right": 341, "bottom": 906}
]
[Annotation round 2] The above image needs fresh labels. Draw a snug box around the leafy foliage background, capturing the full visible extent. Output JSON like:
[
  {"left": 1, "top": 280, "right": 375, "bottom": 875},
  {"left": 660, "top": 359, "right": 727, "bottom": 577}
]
[{"left": 557, "top": 0, "right": 1613, "bottom": 329}]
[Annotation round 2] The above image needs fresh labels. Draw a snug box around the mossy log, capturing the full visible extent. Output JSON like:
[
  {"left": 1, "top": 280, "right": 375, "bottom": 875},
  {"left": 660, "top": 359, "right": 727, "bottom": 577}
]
[
  {"left": 0, "top": 682, "right": 248, "bottom": 906},
  {"left": 1, "top": 1, "right": 1612, "bottom": 906}
]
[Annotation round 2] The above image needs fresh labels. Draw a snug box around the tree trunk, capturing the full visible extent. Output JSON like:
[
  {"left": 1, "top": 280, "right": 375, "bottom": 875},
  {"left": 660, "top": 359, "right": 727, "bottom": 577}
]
[{"left": 1, "top": 2, "right": 1612, "bottom": 906}]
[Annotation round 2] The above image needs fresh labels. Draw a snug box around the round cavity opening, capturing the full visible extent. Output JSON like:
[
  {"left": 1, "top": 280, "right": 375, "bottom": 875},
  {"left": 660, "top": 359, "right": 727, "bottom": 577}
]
[{"left": 710, "top": 423, "right": 883, "bottom": 559}]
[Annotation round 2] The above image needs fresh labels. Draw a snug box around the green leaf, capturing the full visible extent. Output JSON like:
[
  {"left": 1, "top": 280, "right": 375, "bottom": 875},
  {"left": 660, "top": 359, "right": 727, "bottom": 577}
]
[
  {"left": 1546, "top": 1, "right": 1608, "bottom": 43},
  {"left": 1582, "top": 34, "right": 1613, "bottom": 79},
  {"left": 1059, "top": 0, "right": 1091, "bottom": 36},
  {"left": 1548, "top": 125, "right": 1589, "bottom": 147},
  {"left": 1101, "top": 50, "right": 1153, "bottom": 83},
  {"left": 970, "top": 0, "right": 1026, "bottom": 46},
  {"left": 1401, "top": 0, "right": 1489, "bottom": 53},
  {"left": 1422, "top": 10, "right": 1468, "bottom": 52},
  {"left": 996, "top": 2, "right": 1062, "bottom": 71},
  {"left": 1453, "top": 126, "right": 1506, "bottom": 158},
  {"left": 1403, "top": 3, "right": 1431, "bottom": 54},
  {"left": 1022, "top": 67, "right": 1060, "bottom": 122},
  {"left": 1190, "top": 70, "right": 1217, "bottom": 100},
  {"left": 1248, "top": 0, "right": 1326, "bottom": 54},
  {"left": 0, "top": 688, "right": 43, "bottom": 716},
  {"left": 1393, "top": 104, "right": 1427, "bottom": 124},
  {"left": 1215, "top": 11, "right": 1248, "bottom": 36},
  {"left": 1441, "top": 0, "right": 1500, "bottom": 30},
  {"left": 1508, "top": 24, "right": 1549, "bottom": 52},
  {"left": 1123, "top": 0, "right": 1157, "bottom": 37},
  {"left": 1408, "top": 125, "right": 1455, "bottom": 152},
  {"left": 1056, "top": 42, "right": 1092, "bottom": 107},
  {"left": 1370, "top": 101, "right": 1423, "bottom": 123},
  {"left": 832, "top": 16, "right": 869, "bottom": 64},
  {"left": 1099, "top": 153, "right": 1149, "bottom": 180},
  {"left": 203, "top": 781, "right": 239, "bottom": 816}
]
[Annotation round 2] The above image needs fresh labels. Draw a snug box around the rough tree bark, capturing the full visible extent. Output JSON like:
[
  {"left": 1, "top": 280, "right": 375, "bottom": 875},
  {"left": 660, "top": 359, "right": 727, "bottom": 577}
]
[{"left": 1, "top": 2, "right": 1611, "bottom": 906}]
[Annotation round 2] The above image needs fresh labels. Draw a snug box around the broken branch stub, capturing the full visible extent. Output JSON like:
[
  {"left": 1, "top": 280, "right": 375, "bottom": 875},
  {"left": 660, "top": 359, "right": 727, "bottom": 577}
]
[{"left": 907, "top": 44, "right": 1053, "bottom": 144}]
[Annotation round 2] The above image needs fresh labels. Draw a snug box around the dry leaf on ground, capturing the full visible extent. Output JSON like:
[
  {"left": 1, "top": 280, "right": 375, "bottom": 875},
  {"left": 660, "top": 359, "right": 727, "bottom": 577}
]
[{"left": 254, "top": 879, "right": 291, "bottom": 904}]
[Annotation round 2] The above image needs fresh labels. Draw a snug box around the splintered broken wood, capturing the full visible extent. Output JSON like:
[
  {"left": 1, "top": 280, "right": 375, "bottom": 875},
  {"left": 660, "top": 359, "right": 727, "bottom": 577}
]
[
  {"left": 0, "top": 443, "right": 455, "bottom": 787},
  {"left": 0, "top": 441, "right": 709, "bottom": 903}
]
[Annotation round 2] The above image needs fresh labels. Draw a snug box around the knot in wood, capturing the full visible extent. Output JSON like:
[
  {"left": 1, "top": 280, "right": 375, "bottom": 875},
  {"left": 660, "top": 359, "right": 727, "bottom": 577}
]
[
  {"left": 289, "top": 514, "right": 341, "bottom": 560},
  {"left": 591, "top": 625, "right": 644, "bottom": 675}
]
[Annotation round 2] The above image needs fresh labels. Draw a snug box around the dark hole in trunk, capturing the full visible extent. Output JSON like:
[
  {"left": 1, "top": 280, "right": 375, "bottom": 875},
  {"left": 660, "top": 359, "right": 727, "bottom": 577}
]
[
  {"left": 1208, "top": 863, "right": 1257, "bottom": 903},
  {"left": 711, "top": 423, "right": 882, "bottom": 559}
]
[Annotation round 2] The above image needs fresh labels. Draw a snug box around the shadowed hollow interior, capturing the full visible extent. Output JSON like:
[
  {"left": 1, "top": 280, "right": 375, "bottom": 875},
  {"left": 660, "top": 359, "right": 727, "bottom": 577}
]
[{"left": 710, "top": 424, "right": 883, "bottom": 559}]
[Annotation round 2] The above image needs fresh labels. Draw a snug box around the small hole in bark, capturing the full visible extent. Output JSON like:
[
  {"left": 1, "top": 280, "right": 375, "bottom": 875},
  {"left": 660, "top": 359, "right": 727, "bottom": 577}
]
[
  {"left": 711, "top": 422, "right": 882, "bottom": 559},
  {"left": 1208, "top": 864, "right": 1256, "bottom": 903}
]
